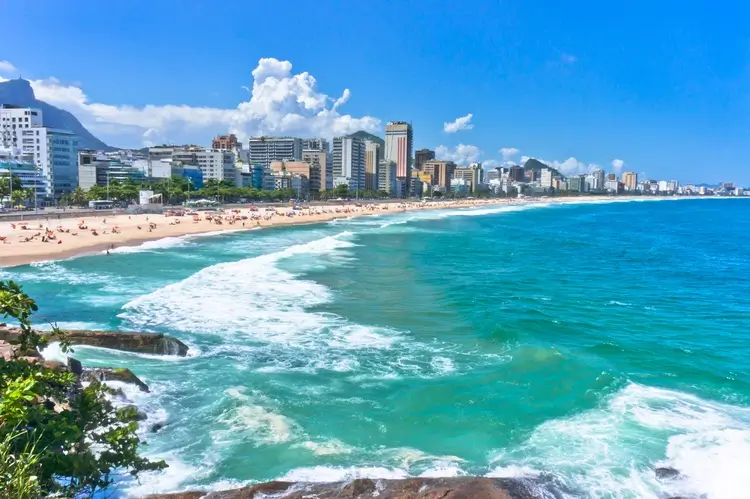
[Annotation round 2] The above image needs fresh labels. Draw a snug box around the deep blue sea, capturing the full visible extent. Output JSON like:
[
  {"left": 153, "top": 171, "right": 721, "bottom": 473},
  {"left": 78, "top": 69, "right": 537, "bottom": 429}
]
[{"left": 3, "top": 198, "right": 750, "bottom": 499}]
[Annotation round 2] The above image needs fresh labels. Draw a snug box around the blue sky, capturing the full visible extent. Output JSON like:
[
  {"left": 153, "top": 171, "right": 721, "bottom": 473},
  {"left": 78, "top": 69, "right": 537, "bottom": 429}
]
[{"left": 2, "top": 0, "right": 749, "bottom": 184}]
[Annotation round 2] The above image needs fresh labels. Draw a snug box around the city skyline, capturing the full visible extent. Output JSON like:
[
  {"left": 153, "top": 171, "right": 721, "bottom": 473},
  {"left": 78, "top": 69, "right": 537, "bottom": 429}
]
[{"left": 3, "top": 1, "right": 750, "bottom": 185}]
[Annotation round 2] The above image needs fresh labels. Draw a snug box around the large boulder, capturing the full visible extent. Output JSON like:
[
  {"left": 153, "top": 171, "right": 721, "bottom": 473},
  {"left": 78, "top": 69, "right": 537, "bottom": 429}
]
[
  {"left": 81, "top": 367, "right": 150, "bottom": 392},
  {"left": 0, "top": 324, "right": 189, "bottom": 356}
]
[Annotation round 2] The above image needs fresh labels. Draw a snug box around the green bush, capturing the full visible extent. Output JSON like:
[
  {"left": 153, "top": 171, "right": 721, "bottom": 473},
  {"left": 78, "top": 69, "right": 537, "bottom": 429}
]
[{"left": 0, "top": 280, "right": 166, "bottom": 498}]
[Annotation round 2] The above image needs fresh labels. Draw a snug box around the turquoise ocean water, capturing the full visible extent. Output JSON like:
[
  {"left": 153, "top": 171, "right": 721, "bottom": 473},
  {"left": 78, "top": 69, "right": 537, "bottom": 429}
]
[{"left": 2, "top": 198, "right": 750, "bottom": 499}]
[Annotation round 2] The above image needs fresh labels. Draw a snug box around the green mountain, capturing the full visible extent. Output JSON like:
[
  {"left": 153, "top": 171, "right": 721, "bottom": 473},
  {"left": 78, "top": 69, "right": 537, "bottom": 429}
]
[
  {"left": 348, "top": 130, "right": 384, "bottom": 148},
  {"left": 523, "top": 158, "right": 562, "bottom": 177}
]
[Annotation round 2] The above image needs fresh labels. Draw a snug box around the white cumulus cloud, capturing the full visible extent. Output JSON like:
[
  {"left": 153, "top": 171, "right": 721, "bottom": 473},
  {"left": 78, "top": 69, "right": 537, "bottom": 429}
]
[
  {"left": 611, "top": 159, "right": 625, "bottom": 172},
  {"left": 443, "top": 113, "right": 474, "bottom": 133},
  {"left": 500, "top": 147, "right": 520, "bottom": 160},
  {"left": 0, "top": 60, "right": 16, "bottom": 74},
  {"left": 521, "top": 156, "right": 601, "bottom": 175},
  {"left": 0, "top": 58, "right": 380, "bottom": 148},
  {"left": 435, "top": 144, "right": 482, "bottom": 165}
]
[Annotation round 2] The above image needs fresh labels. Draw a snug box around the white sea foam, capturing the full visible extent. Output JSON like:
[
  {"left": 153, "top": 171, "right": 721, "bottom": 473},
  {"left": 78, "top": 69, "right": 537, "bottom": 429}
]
[
  {"left": 119, "top": 232, "right": 403, "bottom": 358},
  {"left": 108, "top": 228, "right": 252, "bottom": 255},
  {"left": 213, "top": 386, "right": 299, "bottom": 446},
  {"left": 488, "top": 382, "right": 750, "bottom": 499},
  {"left": 293, "top": 439, "right": 357, "bottom": 456},
  {"left": 278, "top": 465, "right": 410, "bottom": 482}
]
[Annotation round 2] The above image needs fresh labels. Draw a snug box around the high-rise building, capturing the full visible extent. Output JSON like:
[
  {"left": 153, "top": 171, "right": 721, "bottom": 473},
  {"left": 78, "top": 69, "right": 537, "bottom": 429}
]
[
  {"left": 302, "top": 138, "right": 329, "bottom": 152},
  {"left": 414, "top": 148, "right": 435, "bottom": 171},
  {"left": 171, "top": 148, "right": 236, "bottom": 183},
  {"left": 0, "top": 106, "right": 79, "bottom": 199},
  {"left": 247, "top": 137, "right": 302, "bottom": 169},
  {"left": 452, "top": 163, "right": 483, "bottom": 192},
  {"left": 621, "top": 171, "right": 638, "bottom": 191},
  {"left": 540, "top": 168, "right": 553, "bottom": 189},
  {"left": 378, "top": 159, "right": 396, "bottom": 195},
  {"left": 212, "top": 134, "right": 239, "bottom": 151},
  {"left": 509, "top": 165, "right": 525, "bottom": 182},
  {"left": 607, "top": 173, "right": 618, "bottom": 181},
  {"left": 568, "top": 174, "right": 587, "bottom": 192},
  {"left": 364, "top": 140, "right": 380, "bottom": 191},
  {"left": 385, "top": 121, "right": 413, "bottom": 195},
  {"left": 332, "top": 136, "right": 366, "bottom": 192},
  {"left": 422, "top": 160, "right": 456, "bottom": 191},
  {"left": 78, "top": 150, "right": 146, "bottom": 190},
  {"left": 591, "top": 168, "right": 605, "bottom": 191}
]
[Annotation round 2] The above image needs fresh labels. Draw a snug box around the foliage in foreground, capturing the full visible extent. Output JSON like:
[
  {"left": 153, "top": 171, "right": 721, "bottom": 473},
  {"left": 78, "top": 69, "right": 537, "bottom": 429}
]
[{"left": 0, "top": 280, "right": 166, "bottom": 498}]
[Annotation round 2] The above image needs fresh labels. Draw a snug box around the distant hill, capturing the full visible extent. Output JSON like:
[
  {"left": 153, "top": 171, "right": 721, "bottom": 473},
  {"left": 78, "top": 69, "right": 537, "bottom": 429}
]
[
  {"left": 0, "top": 78, "right": 115, "bottom": 151},
  {"left": 348, "top": 130, "right": 384, "bottom": 148},
  {"left": 523, "top": 158, "right": 562, "bottom": 177}
]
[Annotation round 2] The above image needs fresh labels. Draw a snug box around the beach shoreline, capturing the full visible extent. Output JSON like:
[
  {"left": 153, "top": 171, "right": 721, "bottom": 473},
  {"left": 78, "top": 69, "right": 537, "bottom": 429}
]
[{"left": 0, "top": 196, "right": 691, "bottom": 268}]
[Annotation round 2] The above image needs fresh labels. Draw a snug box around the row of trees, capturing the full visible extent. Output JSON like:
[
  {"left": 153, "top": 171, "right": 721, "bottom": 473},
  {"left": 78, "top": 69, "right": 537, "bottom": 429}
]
[
  {"left": 57, "top": 177, "right": 394, "bottom": 207},
  {"left": 0, "top": 281, "right": 165, "bottom": 497}
]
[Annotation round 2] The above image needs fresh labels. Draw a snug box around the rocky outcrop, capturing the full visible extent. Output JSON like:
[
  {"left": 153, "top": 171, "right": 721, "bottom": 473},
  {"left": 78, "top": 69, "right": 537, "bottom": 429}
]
[
  {"left": 81, "top": 367, "right": 150, "bottom": 392},
  {"left": 143, "top": 477, "right": 564, "bottom": 499},
  {"left": 0, "top": 324, "right": 189, "bottom": 356}
]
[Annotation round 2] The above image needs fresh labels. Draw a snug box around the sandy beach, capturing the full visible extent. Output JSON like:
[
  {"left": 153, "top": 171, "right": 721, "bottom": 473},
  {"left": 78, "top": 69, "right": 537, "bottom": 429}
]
[{"left": 0, "top": 196, "right": 642, "bottom": 268}]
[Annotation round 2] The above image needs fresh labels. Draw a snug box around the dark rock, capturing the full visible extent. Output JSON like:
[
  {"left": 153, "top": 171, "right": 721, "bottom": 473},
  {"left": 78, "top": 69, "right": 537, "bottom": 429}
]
[
  {"left": 0, "top": 324, "right": 189, "bottom": 356},
  {"left": 142, "top": 477, "right": 555, "bottom": 499},
  {"left": 655, "top": 467, "right": 682, "bottom": 480},
  {"left": 111, "top": 387, "right": 128, "bottom": 400},
  {"left": 81, "top": 367, "right": 150, "bottom": 392},
  {"left": 67, "top": 357, "right": 83, "bottom": 375},
  {"left": 150, "top": 422, "right": 166, "bottom": 433}
]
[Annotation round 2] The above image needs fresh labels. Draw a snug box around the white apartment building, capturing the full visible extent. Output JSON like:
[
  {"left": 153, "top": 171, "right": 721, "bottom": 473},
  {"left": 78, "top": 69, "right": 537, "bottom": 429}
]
[
  {"left": 247, "top": 137, "right": 302, "bottom": 169},
  {"left": 164, "top": 148, "right": 236, "bottom": 184},
  {"left": 0, "top": 106, "right": 78, "bottom": 199},
  {"left": 332, "top": 136, "right": 365, "bottom": 192},
  {"left": 540, "top": 168, "right": 553, "bottom": 189},
  {"left": 591, "top": 167, "right": 605, "bottom": 191}
]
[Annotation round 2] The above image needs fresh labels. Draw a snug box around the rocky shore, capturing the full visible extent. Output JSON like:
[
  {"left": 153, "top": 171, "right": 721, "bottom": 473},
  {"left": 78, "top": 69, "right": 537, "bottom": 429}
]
[
  {"left": 141, "top": 471, "right": 691, "bottom": 499},
  {"left": 0, "top": 323, "right": 189, "bottom": 356}
]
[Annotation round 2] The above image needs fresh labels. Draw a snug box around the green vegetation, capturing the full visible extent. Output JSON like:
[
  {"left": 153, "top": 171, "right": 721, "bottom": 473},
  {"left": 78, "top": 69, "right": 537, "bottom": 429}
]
[{"left": 0, "top": 280, "right": 166, "bottom": 498}]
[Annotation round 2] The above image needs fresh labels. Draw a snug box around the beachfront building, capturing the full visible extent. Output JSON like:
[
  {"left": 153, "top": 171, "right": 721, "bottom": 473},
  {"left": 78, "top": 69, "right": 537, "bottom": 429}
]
[
  {"left": 414, "top": 148, "right": 435, "bottom": 171},
  {"left": 591, "top": 168, "right": 605, "bottom": 191},
  {"left": 451, "top": 177, "right": 471, "bottom": 196},
  {"left": 170, "top": 148, "right": 236, "bottom": 184},
  {"left": 622, "top": 171, "right": 638, "bottom": 191},
  {"left": 332, "top": 136, "right": 365, "bottom": 193},
  {"left": 0, "top": 106, "right": 79, "bottom": 200},
  {"left": 453, "top": 163, "right": 483, "bottom": 193},
  {"left": 270, "top": 160, "right": 320, "bottom": 195},
  {"left": 540, "top": 168, "right": 553, "bottom": 189},
  {"left": 568, "top": 174, "right": 587, "bottom": 193},
  {"left": 378, "top": 159, "right": 397, "bottom": 195},
  {"left": 78, "top": 150, "right": 147, "bottom": 189},
  {"left": 605, "top": 178, "right": 621, "bottom": 193},
  {"left": 384, "top": 122, "right": 413, "bottom": 196},
  {"left": 422, "top": 160, "right": 456, "bottom": 192},
  {"left": 302, "top": 140, "right": 332, "bottom": 193},
  {"left": 247, "top": 137, "right": 303, "bottom": 169},
  {"left": 0, "top": 155, "right": 47, "bottom": 205},
  {"left": 364, "top": 140, "right": 380, "bottom": 191}
]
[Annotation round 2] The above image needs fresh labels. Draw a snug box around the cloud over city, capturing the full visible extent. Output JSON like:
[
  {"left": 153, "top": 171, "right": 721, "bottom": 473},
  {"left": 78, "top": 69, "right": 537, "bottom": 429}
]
[
  {"left": 0, "top": 60, "right": 17, "bottom": 74},
  {"left": 0, "top": 58, "right": 381, "bottom": 147},
  {"left": 443, "top": 113, "right": 474, "bottom": 133},
  {"left": 435, "top": 144, "right": 482, "bottom": 165}
]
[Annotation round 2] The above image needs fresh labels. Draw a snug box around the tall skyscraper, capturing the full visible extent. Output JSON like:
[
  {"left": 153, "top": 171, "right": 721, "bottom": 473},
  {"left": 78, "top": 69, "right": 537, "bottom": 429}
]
[
  {"left": 364, "top": 140, "right": 380, "bottom": 191},
  {"left": 414, "top": 148, "right": 435, "bottom": 171},
  {"left": 622, "top": 171, "right": 638, "bottom": 191},
  {"left": 247, "top": 137, "right": 302, "bottom": 169},
  {"left": 591, "top": 167, "right": 605, "bottom": 191},
  {"left": 385, "top": 121, "right": 413, "bottom": 196},
  {"left": 332, "top": 136, "right": 365, "bottom": 192},
  {"left": 540, "top": 168, "right": 553, "bottom": 189},
  {"left": 509, "top": 165, "right": 525, "bottom": 182}
]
